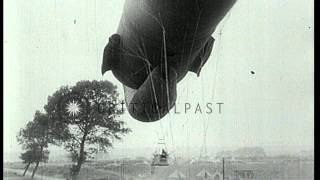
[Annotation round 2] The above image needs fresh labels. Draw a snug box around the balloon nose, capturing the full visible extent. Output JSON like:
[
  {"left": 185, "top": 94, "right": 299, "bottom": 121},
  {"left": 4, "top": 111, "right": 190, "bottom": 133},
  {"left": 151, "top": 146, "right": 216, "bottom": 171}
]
[{"left": 125, "top": 66, "right": 177, "bottom": 122}]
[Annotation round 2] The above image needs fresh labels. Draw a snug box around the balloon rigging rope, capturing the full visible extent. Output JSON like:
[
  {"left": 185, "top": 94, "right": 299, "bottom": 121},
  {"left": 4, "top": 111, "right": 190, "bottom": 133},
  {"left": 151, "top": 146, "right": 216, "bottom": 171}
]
[
  {"left": 139, "top": 7, "right": 165, "bottom": 138},
  {"left": 197, "top": 9, "right": 232, "bottom": 161},
  {"left": 157, "top": 13, "right": 177, "bottom": 163},
  {"left": 135, "top": 7, "right": 172, "bottom": 154},
  {"left": 211, "top": 11, "right": 231, "bottom": 101}
]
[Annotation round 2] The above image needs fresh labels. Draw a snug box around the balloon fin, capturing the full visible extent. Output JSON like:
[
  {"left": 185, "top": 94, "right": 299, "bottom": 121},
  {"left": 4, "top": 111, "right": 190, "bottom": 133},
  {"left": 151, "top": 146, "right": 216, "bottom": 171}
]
[{"left": 101, "top": 34, "right": 121, "bottom": 75}]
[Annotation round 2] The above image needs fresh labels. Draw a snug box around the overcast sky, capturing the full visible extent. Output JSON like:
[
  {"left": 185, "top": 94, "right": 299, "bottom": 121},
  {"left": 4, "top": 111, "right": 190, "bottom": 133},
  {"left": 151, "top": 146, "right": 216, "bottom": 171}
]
[{"left": 4, "top": 0, "right": 314, "bottom": 158}]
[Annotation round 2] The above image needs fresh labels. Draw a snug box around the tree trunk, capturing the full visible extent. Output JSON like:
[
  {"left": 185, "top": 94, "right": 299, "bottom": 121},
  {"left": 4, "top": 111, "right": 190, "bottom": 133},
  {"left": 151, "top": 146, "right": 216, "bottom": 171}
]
[
  {"left": 31, "top": 146, "right": 43, "bottom": 178},
  {"left": 31, "top": 161, "right": 39, "bottom": 178},
  {"left": 71, "top": 134, "right": 87, "bottom": 180},
  {"left": 23, "top": 162, "right": 31, "bottom": 176}
]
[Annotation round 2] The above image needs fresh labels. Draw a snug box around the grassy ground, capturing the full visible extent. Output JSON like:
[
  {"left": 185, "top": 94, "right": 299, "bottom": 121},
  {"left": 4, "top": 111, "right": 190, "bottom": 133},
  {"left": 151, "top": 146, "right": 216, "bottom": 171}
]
[
  {"left": 3, "top": 170, "right": 32, "bottom": 180},
  {"left": 4, "top": 163, "right": 121, "bottom": 180}
]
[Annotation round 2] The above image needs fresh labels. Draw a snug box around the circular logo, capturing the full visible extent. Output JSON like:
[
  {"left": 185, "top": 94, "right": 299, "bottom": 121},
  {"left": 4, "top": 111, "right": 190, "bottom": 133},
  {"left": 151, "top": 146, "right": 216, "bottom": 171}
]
[{"left": 58, "top": 92, "right": 89, "bottom": 122}]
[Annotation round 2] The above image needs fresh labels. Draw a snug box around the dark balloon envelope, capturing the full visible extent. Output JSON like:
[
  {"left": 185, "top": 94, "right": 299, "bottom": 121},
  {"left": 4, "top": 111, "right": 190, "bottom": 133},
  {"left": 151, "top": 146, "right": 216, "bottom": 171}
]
[{"left": 102, "top": 0, "right": 237, "bottom": 122}]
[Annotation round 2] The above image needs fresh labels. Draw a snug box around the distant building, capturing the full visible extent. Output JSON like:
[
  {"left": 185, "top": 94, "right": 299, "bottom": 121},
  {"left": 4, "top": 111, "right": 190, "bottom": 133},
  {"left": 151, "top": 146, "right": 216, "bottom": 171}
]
[
  {"left": 215, "top": 147, "right": 267, "bottom": 162},
  {"left": 233, "top": 170, "right": 255, "bottom": 180}
]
